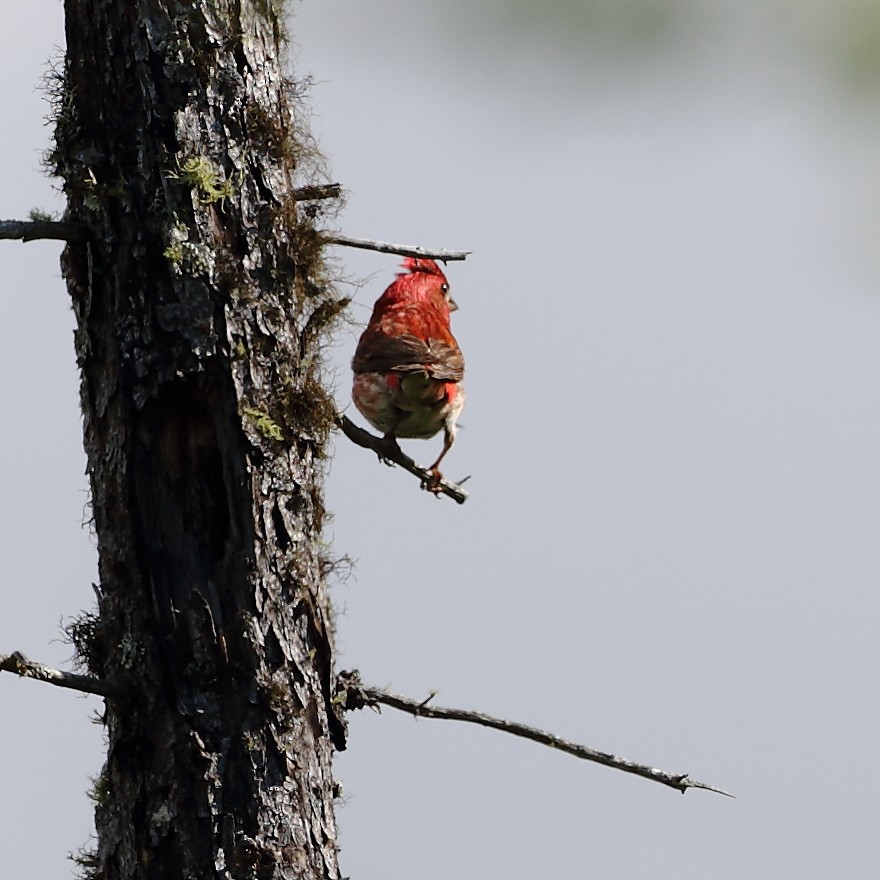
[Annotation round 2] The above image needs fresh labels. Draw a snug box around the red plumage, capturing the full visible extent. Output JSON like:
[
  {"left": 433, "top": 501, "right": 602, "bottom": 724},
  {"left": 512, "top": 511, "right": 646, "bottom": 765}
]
[{"left": 352, "top": 258, "right": 465, "bottom": 484}]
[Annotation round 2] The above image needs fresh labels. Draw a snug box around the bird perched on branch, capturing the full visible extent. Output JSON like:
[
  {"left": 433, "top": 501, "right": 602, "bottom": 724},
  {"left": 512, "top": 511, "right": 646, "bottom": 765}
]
[{"left": 352, "top": 257, "right": 465, "bottom": 490}]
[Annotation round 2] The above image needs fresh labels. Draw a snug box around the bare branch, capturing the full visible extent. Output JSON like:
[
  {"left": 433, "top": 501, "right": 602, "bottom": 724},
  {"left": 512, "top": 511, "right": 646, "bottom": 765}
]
[
  {"left": 293, "top": 183, "right": 343, "bottom": 201},
  {"left": 0, "top": 651, "right": 124, "bottom": 700},
  {"left": 1, "top": 217, "right": 473, "bottom": 267},
  {"left": 0, "top": 219, "right": 86, "bottom": 243},
  {"left": 337, "top": 671, "right": 733, "bottom": 797},
  {"left": 336, "top": 414, "right": 469, "bottom": 504},
  {"left": 319, "top": 232, "right": 471, "bottom": 262}
]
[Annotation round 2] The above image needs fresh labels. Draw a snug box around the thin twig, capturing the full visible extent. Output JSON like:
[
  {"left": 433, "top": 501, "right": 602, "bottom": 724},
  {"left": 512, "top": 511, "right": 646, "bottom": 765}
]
[
  {"left": 336, "top": 414, "right": 469, "bottom": 504},
  {"left": 0, "top": 651, "right": 124, "bottom": 700},
  {"left": 293, "top": 183, "right": 343, "bottom": 201},
  {"left": 0, "top": 219, "right": 86, "bottom": 243},
  {"left": 319, "top": 232, "right": 471, "bottom": 262},
  {"left": 337, "top": 671, "right": 733, "bottom": 797}
]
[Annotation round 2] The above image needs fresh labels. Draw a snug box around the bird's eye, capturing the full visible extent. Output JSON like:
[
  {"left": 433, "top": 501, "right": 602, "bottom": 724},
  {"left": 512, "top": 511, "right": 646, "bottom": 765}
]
[{"left": 441, "top": 283, "right": 449, "bottom": 294}]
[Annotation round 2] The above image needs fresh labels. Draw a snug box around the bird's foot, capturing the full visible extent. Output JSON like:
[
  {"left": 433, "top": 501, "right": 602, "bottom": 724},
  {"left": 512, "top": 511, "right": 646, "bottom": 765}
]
[
  {"left": 376, "top": 434, "right": 402, "bottom": 466},
  {"left": 420, "top": 468, "right": 445, "bottom": 496}
]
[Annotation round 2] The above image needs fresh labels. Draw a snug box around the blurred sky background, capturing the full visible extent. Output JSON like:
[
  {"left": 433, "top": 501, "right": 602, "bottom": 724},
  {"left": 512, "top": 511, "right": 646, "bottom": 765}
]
[{"left": 3, "top": 1, "right": 880, "bottom": 877}]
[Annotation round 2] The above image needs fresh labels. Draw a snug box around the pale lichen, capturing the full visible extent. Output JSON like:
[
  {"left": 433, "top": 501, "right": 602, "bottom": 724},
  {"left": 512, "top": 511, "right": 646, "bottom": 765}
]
[{"left": 164, "top": 219, "right": 216, "bottom": 280}]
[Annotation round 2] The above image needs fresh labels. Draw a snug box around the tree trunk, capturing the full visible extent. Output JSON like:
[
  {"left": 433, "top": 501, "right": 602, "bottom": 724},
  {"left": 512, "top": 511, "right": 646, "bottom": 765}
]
[{"left": 55, "top": 3, "right": 346, "bottom": 879}]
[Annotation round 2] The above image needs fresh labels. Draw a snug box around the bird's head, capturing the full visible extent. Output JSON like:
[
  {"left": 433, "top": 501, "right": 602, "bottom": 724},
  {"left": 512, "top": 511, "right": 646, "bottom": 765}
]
[{"left": 386, "top": 257, "right": 457, "bottom": 313}]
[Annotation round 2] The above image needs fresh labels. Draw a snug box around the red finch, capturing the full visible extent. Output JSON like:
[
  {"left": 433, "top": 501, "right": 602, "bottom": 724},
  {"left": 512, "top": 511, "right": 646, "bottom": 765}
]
[{"left": 352, "top": 257, "right": 465, "bottom": 486}]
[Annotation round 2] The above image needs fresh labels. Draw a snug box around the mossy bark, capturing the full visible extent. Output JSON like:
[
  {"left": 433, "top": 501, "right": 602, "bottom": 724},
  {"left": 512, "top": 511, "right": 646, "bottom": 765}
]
[{"left": 56, "top": 3, "right": 346, "bottom": 879}]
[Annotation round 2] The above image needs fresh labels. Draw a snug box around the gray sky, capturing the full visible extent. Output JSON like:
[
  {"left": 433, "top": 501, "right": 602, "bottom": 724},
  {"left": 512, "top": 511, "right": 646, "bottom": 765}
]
[{"left": 3, "top": 1, "right": 880, "bottom": 877}]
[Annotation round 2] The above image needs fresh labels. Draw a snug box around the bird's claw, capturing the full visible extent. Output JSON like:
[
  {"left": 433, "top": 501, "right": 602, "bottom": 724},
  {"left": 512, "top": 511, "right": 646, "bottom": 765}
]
[
  {"left": 420, "top": 468, "right": 445, "bottom": 496},
  {"left": 375, "top": 435, "right": 402, "bottom": 467}
]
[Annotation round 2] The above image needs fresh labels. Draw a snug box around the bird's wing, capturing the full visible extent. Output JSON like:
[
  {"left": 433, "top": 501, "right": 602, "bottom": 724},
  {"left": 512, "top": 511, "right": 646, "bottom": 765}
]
[{"left": 353, "top": 331, "right": 464, "bottom": 382}]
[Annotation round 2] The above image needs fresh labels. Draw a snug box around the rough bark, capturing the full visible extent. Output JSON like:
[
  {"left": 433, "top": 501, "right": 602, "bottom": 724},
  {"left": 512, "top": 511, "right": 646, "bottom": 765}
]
[{"left": 55, "top": 3, "right": 346, "bottom": 879}]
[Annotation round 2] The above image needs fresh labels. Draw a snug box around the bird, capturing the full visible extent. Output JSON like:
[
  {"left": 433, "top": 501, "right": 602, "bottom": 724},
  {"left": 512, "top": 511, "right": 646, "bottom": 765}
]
[{"left": 352, "top": 257, "right": 465, "bottom": 489}]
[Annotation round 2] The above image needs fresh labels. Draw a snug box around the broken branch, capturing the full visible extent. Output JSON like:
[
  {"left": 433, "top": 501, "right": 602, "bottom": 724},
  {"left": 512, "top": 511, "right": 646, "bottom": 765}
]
[
  {"left": 336, "top": 414, "right": 469, "bottom": 504},
  {"left": 0, "top": 651, "right": 124, "bottom": 700},
  {"left": 1, "top": 216, "right": 471, "bottom": 265},
  {"left": 0, "top": 219, "right": 86, "bottom": 243},
  {"left": 319, "top": 232, "right": 470, "bottom": 262},
  {"left": 294, "top": 183, "right": 343, "bottom": 201},
  {"left": 337, "top": 671, "right": 733, "bottom": 797}
]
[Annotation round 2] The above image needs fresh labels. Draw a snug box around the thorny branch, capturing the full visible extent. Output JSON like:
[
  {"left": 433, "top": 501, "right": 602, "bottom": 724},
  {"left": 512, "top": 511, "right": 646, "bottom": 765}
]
[
  {"left": 320, "top": 233, "right": 471, "bottom": 262},
  {"left": 0, "top": 651, "right": 124, "bottom": 700},
  {"left": 336, "top": 414, "right": 469, "bottom": 504},
  {"left": 337, "top": 671, "right": 734, "bottom": 797}
]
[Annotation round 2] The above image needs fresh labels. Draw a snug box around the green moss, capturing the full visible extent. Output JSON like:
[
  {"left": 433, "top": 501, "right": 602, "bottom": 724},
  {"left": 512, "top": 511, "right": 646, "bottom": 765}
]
[
  {"left": 260, "top": 668, "right": 297, "bottom": 722},
  {"left": 275, "top": 374, "right": 338, "bottom": 454},
  {"left": 43, "top": 56, "right": 78, "bottom": 179},
  {"left": 28, "top": 208, "right": 57, "bottom": 222},
  {"left": 163, "top": 243, "right": 184, "bottom": 263},
  {"left": 63, "top": 608, "right": 104, "bottom": 676},
  {"left": 246, "top": 102, "right": 293, "bottom": 163},
  {"left": 168, "top": 155, "right": 237, "bottom": 205},
  {"left": 301, "top": 297, "right": 351, "bottom": 351},
  {"left": 87, "top": 768, "right": 111, "bottom": 807},
  {"left": 119, "top": 633, "right": 144, "bottom": 669},
  {"left": 69, "top": 846, "right": 100, "bottom": 880},
  {"left": 242, "top": 406, "right": 284, "bottom": 441}
]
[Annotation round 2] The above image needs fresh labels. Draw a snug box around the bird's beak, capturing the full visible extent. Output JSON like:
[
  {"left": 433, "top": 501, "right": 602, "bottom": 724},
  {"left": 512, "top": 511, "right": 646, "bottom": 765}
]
[{"left": 448, "top": 297, "right": 459, "bottom": 312}]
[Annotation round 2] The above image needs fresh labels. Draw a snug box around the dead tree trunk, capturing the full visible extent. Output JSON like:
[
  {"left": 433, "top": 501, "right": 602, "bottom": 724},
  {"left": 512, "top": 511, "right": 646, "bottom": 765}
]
[{"left": 54, "top": 3, "right": 346, "bottom": 879}]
